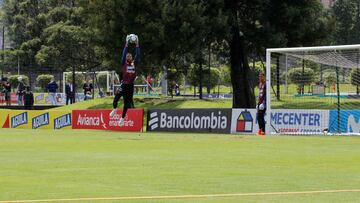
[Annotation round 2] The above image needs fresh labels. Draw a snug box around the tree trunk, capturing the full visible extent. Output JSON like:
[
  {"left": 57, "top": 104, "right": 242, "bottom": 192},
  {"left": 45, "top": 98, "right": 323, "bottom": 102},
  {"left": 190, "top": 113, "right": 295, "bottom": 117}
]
[
  {"left": 229, "top": 24, "right": 255, "bottom": 108},
  {"left": 72, "top": 65, "right": 76, "bottom": 103},
  {"left": 207, "top": 44, "right": 211, "bottom": 94},
  {"left": 301, "top": 59, "right": 305, "bottom": 95},
  {"left": 199, "top": 62, "right": 203, "bottom": 99}
]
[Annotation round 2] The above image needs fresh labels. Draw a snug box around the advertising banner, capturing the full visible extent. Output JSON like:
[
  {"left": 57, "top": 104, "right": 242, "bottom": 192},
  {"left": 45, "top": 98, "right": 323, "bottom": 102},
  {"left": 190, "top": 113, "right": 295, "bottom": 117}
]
[
  {"left": 0, "top": 93, "right": 19, "bottom": 105},
  {"left": 8, "top": 110, "right": 72, "bottom": 129},
  {"left": 231, "top": 109, "right": 258, "bottom": 134},
  {"left": 72, "top": 109, "right": 144, "bottom": 132},
  {"left": 203, "top": 94, "right": 233, "bottom": 99},
  {"left": 328, "top": 110, "right": 360, "bottom": 134},
  {"left": 231, "top": 109, "right": 330, "bottom": 135},
  {"left": 147, "top": 108, "right": 232, "bottom": 133},
  {"left": 270, "top": 109, "right": 329, "bottom": 134},
  {"left": 0, "top": 110, "right": 11, "bottom": 128}
]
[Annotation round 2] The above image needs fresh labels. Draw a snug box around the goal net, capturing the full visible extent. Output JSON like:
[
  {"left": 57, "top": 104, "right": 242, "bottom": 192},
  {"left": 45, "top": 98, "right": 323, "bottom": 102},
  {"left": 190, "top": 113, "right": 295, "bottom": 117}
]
[{"left": 266, "top": 45, "right": 360, "bottom": 135}]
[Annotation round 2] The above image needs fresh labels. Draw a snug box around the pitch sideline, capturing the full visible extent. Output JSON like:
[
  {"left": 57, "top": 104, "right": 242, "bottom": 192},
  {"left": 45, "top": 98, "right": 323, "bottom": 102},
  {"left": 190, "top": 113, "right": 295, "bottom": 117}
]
[{"left": 1, "top": 189, "right": 360, "bottom": 203}]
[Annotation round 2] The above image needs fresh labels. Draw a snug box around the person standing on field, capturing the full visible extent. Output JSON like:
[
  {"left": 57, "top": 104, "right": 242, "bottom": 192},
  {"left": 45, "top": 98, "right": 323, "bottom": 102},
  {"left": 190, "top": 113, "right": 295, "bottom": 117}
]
[
  {"left": 16, "top": 76, "right": 25, "bottom": 106},
  {"left": 65, "top": 82, "right": 75, "bottom": 105},
  {"left": 24, "top": 86, "right": 34, "bottom": 110},
  {"left": 257, "top": 72, "right": 266, "bottom": 136},
  {"left": 47, "top": 78, "right": 58, "bottom": 105},
  {"left": 2, "top": 78, "right": 11, "bottom": 106},
  {"left": 83, "top": 79, "right": 93, "bottom": 100}
]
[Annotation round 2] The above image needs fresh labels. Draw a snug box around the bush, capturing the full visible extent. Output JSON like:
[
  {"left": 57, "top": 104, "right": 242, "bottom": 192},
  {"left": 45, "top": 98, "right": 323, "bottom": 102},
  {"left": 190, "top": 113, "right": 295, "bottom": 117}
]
[
  {"left": 36, "top": 74, "right": 54, "bottom": 91},
  {"left": 167, "top": 67, "right": 183, "bottom": 85},
  {"left": 9, "top": 75, "right": 29, "bottom": 89},
  {"left": 324, "top": 72, "right": 336, "bottom": 87},
  {"left": 288, "top": 67, "right": 315, "bottom": 86},
  {"left": 219, "top": 65, "right": 231, "bottom": 86},
  {"left": 248, "top": 61, "right": 277, "bottom": 86},
  {"left": 187, "top": 64, "right": 221, "bottom": 89}
]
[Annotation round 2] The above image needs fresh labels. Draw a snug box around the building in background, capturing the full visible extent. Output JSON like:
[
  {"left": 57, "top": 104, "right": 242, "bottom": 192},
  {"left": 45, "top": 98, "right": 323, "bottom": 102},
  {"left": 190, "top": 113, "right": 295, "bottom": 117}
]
[{"left": 320, "top": 0, "right": 335, "bottom": 9}]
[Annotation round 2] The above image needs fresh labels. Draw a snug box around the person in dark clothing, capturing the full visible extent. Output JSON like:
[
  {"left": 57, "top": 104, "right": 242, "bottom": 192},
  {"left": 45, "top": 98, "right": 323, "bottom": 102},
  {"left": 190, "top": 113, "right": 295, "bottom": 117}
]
[
  {"left": 174, "top": 83, "right": 180, "bottom": 96},
  {"left": 65, "top": 82, "right": 75, "bottom": 105},
  {"left": 24, "top": 86, "right": 34, "bottom": 110},
  {"left": 146, "top": 75, "right": 153, "bottom": 94},
  {"left": 110, "top": 34, "right": 140, "bottom": 126},
  {"left": 83, "top": 80, "right": 93, "bottom": 100},
  {"left": 17, "top": 76, "right": 25, "bottom": 106},
  {"left": 47, "top": 78, "right": 58, "bottom": 105},
  {"left": 2, "top": 78, "right": 11, "bottom": 106},
  {"left": 257, "top": 72, "right": 266, "bottom": 136}
]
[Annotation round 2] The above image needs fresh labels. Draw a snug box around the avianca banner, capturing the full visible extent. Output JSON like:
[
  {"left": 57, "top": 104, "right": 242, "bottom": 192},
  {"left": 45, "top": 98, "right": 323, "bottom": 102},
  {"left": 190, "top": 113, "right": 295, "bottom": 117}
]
[
  {"left": 72, "top": 109, "right": 144, "bottom": 132},
  {"left": 8, "top": 110, "right": 72, "bottom": 130}
]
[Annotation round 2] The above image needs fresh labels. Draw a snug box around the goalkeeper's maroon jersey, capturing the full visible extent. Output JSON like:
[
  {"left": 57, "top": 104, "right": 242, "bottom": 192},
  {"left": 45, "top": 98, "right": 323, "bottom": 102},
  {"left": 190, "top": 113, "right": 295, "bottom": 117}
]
[
  {"left": 258, "top": 82, "right": 266, "bottom": 107},
  {"left": 121, "top": 44, "right": 140, "bottom": 84}
]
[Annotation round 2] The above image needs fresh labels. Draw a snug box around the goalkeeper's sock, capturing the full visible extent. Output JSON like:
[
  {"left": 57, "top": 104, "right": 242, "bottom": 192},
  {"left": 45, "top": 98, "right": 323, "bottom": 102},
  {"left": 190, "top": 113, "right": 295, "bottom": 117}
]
[
  {"left": 118, "top": 117, "right": 124, "bottom": 126},
  {"left": 110, "top": 109, "right": 117, "bottom": 117}
]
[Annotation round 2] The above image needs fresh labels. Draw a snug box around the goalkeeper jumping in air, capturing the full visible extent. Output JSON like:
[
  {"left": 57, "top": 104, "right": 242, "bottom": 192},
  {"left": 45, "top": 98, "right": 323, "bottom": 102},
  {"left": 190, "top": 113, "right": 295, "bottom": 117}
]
[{"left": 110, "top": 34, "right": 140, "bottom": 126}]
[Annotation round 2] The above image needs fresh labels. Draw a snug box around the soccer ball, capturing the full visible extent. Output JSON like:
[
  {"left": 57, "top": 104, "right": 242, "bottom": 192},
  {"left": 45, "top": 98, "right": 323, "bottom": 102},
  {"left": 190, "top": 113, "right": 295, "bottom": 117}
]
[{"left": 128, "top": 34, "right": 138, "bottom": 44}]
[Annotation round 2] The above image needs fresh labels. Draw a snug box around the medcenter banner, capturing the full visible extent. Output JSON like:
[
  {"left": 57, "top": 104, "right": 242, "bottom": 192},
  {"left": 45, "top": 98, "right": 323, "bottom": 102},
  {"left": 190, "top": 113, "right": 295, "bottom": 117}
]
[{"left": 231, "top": 109, "right": 330, "bottom": 135}]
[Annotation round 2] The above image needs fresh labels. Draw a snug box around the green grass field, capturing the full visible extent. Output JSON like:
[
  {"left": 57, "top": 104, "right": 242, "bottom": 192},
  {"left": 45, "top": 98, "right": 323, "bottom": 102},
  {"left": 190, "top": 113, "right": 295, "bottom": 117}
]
[{"left": 1, "top": 129, "right": 359, "bottom": 202}]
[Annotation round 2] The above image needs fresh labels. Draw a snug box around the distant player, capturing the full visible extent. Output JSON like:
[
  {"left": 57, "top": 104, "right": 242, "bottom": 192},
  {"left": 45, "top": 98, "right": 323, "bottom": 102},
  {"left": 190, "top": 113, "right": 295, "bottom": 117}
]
[
  {"left": 110, "top": 34, "right": 140, "bottom": 126},
  {"left": 257, "top": 72, "right": 266, "bottom": 136}
]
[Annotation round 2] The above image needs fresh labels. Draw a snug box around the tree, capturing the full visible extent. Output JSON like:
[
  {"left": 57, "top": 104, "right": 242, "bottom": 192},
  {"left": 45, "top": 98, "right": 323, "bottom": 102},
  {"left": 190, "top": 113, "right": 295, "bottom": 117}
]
[
  {"left": 332, "top": 0, "right": 360, "bottom": 44},
  {"left": 36, "top": 74, "right": 53, "bottom": 91},
  {"left": 188, "top": 65, "right": 220, "bottom": 91},
  {"left": 289, "top": 67, "right": 315, "bottom": 93},
  {"left": 222, "top": 0, "right": 332, "bottom": 107},
  {"left": 219, "top": 65, "right": 231, "bottom": 86},
  {"left": 351, "top": 68, "right": 360, "bottom": 94},
  {"left": 324, "top": 72, "right": 336, "bottom": 93},
  {"left": 35, "top": 2, "right": 99, "bottom": 72},
  {"left": 223, "top": 1, "right": 254, "bottom": 108},
  {"left": 3, "top": 0, "right": 48, "bottom": 74},
  {"left": 1, "top": 0, "right": 334, "bottom": 108},
  {"left": 9, "top": 74, "right": 29, "bottom": 88}
]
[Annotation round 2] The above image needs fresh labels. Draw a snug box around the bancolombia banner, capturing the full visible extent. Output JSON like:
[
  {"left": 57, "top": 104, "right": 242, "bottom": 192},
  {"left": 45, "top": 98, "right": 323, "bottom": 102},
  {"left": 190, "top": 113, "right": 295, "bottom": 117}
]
[
  {"left": 147, "top": 108, "right": 232, "bottom": 133},
  {"left": 8, "top": 110, "right": 72, "bottom": 129},
  {"left": 72, "top": 109, "right": 144, "bottom": 131}
]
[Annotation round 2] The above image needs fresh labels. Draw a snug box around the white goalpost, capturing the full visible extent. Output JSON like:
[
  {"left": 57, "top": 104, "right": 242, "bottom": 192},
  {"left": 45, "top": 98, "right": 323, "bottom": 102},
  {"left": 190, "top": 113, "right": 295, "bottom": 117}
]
[
  {"left": 62, "top": 71, "right": 116, "bottom": 96},
  {"left": 266, "top": 44, "right": 360, "bottom": 135}
]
